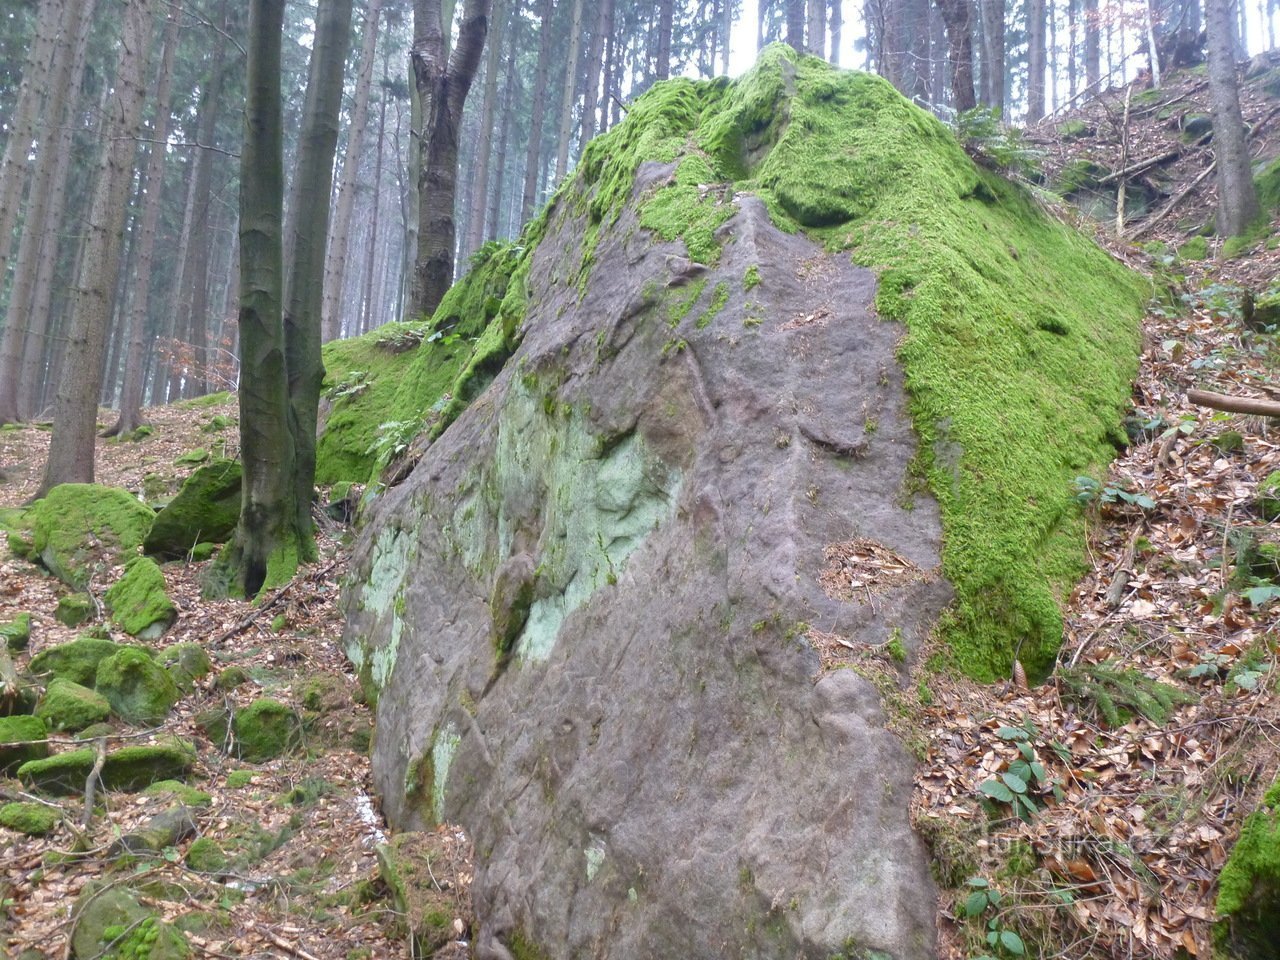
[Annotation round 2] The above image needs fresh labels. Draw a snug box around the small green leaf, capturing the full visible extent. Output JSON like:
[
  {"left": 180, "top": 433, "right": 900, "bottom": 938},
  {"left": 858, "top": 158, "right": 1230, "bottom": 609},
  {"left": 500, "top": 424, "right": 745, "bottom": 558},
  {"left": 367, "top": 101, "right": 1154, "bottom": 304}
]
[
  {"left": 966, "top": 876, "right": 990, "bottom": 888},
  {"left": 1030, "top": 762, "right": 1047, "bottom": 783},
  {"left": 965, "top": 890, "right": 989, "bottom": 917},
  {"left": 1016, "top": 741, "right": 1035, "bottom": 761},
  {"left": 980, "top": 779, "right": 1015, "bottom": 803},
  {"left": 1002, "top": 772, "right": 1028, "bottom": 794},
  {"left": 1000, "top": 930, "right": 1026, "bottom": 955},
  {"left": 1244, "top": 585, "right": 1280, "bottom": 607},
  {"left": 995, "top": 726, "right": 1028, "bottom": 741}
]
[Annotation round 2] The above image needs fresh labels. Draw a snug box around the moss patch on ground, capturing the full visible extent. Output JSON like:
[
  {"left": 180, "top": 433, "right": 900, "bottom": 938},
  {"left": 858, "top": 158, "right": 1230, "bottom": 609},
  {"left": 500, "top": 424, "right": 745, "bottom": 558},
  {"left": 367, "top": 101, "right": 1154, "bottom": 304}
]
[{"left": 1216, "top": 778, "right": 1280, "bottom": 957}]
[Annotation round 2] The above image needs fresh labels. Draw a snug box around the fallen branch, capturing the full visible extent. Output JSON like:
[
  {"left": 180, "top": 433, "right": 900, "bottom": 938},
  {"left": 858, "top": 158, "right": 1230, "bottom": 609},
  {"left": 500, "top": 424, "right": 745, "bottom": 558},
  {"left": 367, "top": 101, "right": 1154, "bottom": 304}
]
[
  {"left": 82, "top": 737, "right": 107, "bottom": 829},
  {"left": 1106, "top": 527, "right": 1143, "bottom": 608},
  {"left": 1127, "top": 160, "right": 1216, "bottom": 240},
  {"left": 209, "top": 557, "right": 340, "bottom": 646},
  {"left": 1097, "top": 147, "right": 1183, "bottom": 185},
  {"left": 265, "top": 931, "right": 322, "bottom": 960},
  {"left": 1187, "top": 388, "right": 1280, "bottom": 418}
]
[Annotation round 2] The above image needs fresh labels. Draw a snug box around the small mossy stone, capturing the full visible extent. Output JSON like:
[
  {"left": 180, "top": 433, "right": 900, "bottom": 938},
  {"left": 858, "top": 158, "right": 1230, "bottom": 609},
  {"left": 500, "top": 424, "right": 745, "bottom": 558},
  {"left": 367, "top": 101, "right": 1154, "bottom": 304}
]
[
  {"left": 300, "top": 675, "right": 350, "bottom": 713},
  {"left": 36, "top": 679, "right": 111, "bottom": 733},
  {"left": 143, "top": 779, "right": 212, "bottom": 807},
  {"left": 74, "top": 721, "right": 116, "bottom": 741},
  {"left": 29, "top": 636, "right": 122, "bottom": 686},
  {"left": 0, "top": 800, "right": 61, "bottom": 835},
  {"left": 143, "top": 460, "right": 241, "bottom": 559},
  {"left": 55, "top": 593, "right": 95, "bottom": 628},
  {"left": 1253, "top": 292, "right": 1280, "bottom": 329},
  {"left": 1179, "top": 235, "right": 1210, "bottom": 260},
  {"left": 225, "top": 770, "right": 254, "bottom": 788},
  {"left": 16, "top": 737, "right": 198, "bottom": 796},
  {"left": 1215, "top": 779, "right": 1280, "bottom": 958},
  {"left": 1, "top": 612, "right": 32, "bottom": 650},
  {"left": 95, "top": 647, "right": 180, "bottom": 725},
  {"left": 194, "top": 707, "right": 231, "bottom": 748},
  {"left": 104, "top": 556, "right": 177, "bottom": 639},
  {"left": 173, "top": 448, "right": 209, "bottom": 466},
  {"left": 185, "top": 837, "right": 228, "bottom": 872},
  {"left": 215, "top": 665, "right": 250, "bottom": 691},
  {"left": 160, "top": 642, "right": 212, "bottom": 693},
  {"left": 70, "top": 886, "right": 147, "bottom": 960},
  {"left": 230, "top": 698, "right": 299, "bottom": 763},
  {"left": 25, "top": 483, "right": 155, "bottom": 588},
  {"left": 1181, "top": 113, "right": 1213, "bottom": 141},
  {"left": 0, "top": 715, "right": 49, "bottom": 772},
  {"left": 1058, "top": 119, "right": 1091, "bottom": 139},
  {"left": 1259, "top": 471, "right": 1280, "bottom": 522},
  {"left": 189, "top": 542, "right": 217, "bottom": 562},
  {"left": 16, "top": 748, "right": 96, "bottom": 793}
]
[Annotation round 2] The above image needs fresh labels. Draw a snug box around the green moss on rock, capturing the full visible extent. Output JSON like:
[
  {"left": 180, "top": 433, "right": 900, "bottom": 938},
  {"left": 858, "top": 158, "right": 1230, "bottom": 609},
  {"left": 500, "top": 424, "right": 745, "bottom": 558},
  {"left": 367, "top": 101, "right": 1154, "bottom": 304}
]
[
  {"left": 1, "top": 611, "right": 31, "bottom": 650},
  {"left": 70, "top": 884, "right": 191, "bottom": 960},
  {"left": 159, "top": 643, "right": 212, "bottom": 693},
  {"left": 231, "top": 698, "right": 299, "bottom": 763},
  {"left": 55, "top": 593, "right": 95, "bottom": 627},
  {"left": 0, "top": 715, "right": 49, "bottom": 772},
  {"left": 143, "top": 779, "right": 212, "bottom": 807},
  {"left": 36, "top": 679, "right": 111, "bottom": 732},
  {"left": 1179, "top": 235, "right": 1210, "bottom": 260},
  {"left": 1259, "top": 471, "right": 1280, "bottom": 522},
  {"left": 18, "top": 738, "right": 194, "bottom": 794},
  {"left": 105, "top": 556, "right": 177, "bottom": 639},
  {"left": 29, "top": 636, "right": 122, "bottom": 686},
  {"left": 25, "top": 484, "right": 155, "bottom": 588},
  {"left": 95, "top": 647, "right": 180, "bottom": 725},
  {"left": 0, "top": 800, "right": 60, "bottom": 835},
  {"left": 143, "top": 459, "right": 242, "bottom": 559},
  {"left": 184, "top": 837, "right": 228, "bottom": 872},
  {"left": 1216, "top": 779, "right": 1280, "bottom": 958}
]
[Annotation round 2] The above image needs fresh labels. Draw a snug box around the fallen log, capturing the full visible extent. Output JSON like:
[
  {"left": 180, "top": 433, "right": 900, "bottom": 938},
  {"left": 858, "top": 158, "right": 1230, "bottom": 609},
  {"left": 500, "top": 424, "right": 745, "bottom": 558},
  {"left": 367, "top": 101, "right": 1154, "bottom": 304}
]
[{"left": 1188, "top": 389, "right": 1280, "bottom": 419}]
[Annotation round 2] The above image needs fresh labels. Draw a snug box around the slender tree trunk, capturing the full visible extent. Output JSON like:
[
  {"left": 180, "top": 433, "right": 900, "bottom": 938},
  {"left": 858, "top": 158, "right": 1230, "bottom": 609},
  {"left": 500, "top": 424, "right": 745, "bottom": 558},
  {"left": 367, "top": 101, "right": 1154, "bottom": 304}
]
[
  {"left": 1027, "top": 0, "right": 1047, "bottom": 122},
  {"left": 1067, "top": 0, "right": 1078, "bottom": 99},
  {"left": 1084, "top": 0, "right": 1100, "bottom": 90},
  {"left": 362, "top": 40, "right": 394, "bottom": 330},
  {"left": 409, "top": 0, "right": 492, "bottom": 317},
  {"left": 488, "top": 22, "right": 519, "bottom": 241},
  {"left": 830, "top": 0, "right": 843, "bottom": 64},
  {"left": 1206, "top": 0, "right": 1260, "bottom": 235},
  {"left": 0, "top": 0, "right": 93, "bottom": 425},
  {"left": 555, "top": 0, "right": 585, "bottom": 181},
  {"left": 38, "top": 0, "right": 153, "bottom": 494},
  {"left": 579, "top": 0, "right": 611, "bottom": 149},
  {"left": 786, "top": 0, "right": 806, "bottom": 50},
  {"left": 108, "top": 5, "right": 181, "bottom": 437},
  {"left": 807, "top": 0, "right": 825, "bottom": 55},
  {"left": 655, "top": 0, "right": 674, "bottom": 79},
  {"left": 519, "top": 0, "right": 554, "bottom": 226},
  {"left": 465, "top": 0, "right": 506, "bottom": 256},
  {"left": 937, "top": 0, "right": 977, "bottom": 111}
]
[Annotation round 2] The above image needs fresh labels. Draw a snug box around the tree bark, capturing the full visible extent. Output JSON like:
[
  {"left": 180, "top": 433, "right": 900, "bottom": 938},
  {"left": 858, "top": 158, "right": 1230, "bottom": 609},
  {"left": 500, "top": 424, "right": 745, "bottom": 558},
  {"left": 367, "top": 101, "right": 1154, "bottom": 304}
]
[
  {"left": 579, "top": 0, "right": 611, "bottom": 149},
  {"left": 978, "top": 0, "right": 1004, "bottom": 109},
  {"left": 38, "top": 0, "right": 153, "bottom": 495},
  {"left": 321, "top": 0, "right": 383, "bottom": 344},
  {"left": 518, "top": 0, "right": 554, "bottom": 226},
  {"left": 1027, "top": 0, "right": 1047, "bottom": 122},
  {"left": 829, "top": 0, "right": 843, "bottom": 64},
  {"left": 655, "top": 0, "right": 674, "bottom": 80},
  {"left": 488, "top": 18, "right": 520, "bottom": 241},
  {"left": 409, "top": 0, "right": 492, "bottom": 318},
  {"left": 1205, "top": 0, "right": 1260, "bottom": 235},
  {"left": 464, "top": 0, "right": 506, "bottom": 257},
  {"left": 936, "top": 0, "right": 977, "bottom": 111},
  {"left": 807, "top": 0, "right": 825, "bottom": 56},
  {"left": 107, "top": 5, "right": 182, "bottom": 437},
  {"left": 555, "top": 0, "right": 585, "bottom": 181},
  {"left": 1084, "top": 0, "right": 1101, "bottom": 91},
  {"left": 786, "top": 0, "right": 806, "bottom": 51}
]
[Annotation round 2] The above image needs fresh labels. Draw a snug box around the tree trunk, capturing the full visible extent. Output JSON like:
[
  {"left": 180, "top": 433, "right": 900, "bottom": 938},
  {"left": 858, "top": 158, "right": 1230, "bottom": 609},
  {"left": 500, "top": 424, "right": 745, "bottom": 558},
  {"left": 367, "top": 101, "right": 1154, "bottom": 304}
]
[
  {"left": 220, "top": 0, "right": 291, "bottom": 598},
  {"left": 977, "top": 0, "right": 1004, "bottom": 109},
  {"left": 361, "top": 39, "right": 394, "bottom": 330},
  {"left": 0, "top": 0, "right": 93, "bottom": 425},
  {"left": 786, "top": 0, "right": 806, "bottom": 50},
  {"left": 1205, "top": 0, "right": 1260, "bottom": 236},
  {"left": 321, "top": 0, "right": 383, "bottom": 344},
  {"left": 579, "top": 0, "right": 611, "bottom": 149},
  {"left": 488, "top": 19, "right": 520, "bottom": 241},
  {"left": 465, "top": 0, "right": 506, "bottom": 257},
  {"left": 38, "top": 0, "right": 154, "bottom": 495},
  {"left": 830, "top": 0, "right": 843, "bottom": 64},
  {"left": 107, "top": 5, "right": 181, "bottom": 437},
  {"left": 655, "top": 0, "right": 673, "bottom": 80},
  {"left": 1084, "top": 0, "right": 1100, "bottom": 91},
  {"left": 283, "top": 0, "right": 352, "bottom": 558},
  {"left": 555, "top": 0, "right": 585, "bottom": 181},
  {"left": 1026, "top": 0, "right": 1047, "bottom": 122},
  {"left": 518, "top": 0, "right": 553, "bottom": 227},
  {"left": 937, "top": 0, "right": 977, "bottom": 111},
  {"left": 409, "top": 0, "right": 492, "bottom": 318},
  {"left": 807, "top": 0, "right": 825, "bottom": 55}
]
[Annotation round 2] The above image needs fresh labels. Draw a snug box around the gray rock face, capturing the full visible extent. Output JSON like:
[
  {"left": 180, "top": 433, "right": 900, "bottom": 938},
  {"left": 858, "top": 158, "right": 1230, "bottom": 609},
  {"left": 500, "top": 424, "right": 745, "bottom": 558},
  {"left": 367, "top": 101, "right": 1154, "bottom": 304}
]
[{"left": 345, "top": 180, "right": 951, "bottom": 958}]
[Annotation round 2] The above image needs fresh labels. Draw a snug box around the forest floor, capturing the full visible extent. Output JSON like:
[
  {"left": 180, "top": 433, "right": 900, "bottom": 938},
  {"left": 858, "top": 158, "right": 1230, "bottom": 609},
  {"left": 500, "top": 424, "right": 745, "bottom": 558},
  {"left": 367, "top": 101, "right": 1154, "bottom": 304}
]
[{"left": 3, "top": 61, "right": 1280, "bottom": 960}]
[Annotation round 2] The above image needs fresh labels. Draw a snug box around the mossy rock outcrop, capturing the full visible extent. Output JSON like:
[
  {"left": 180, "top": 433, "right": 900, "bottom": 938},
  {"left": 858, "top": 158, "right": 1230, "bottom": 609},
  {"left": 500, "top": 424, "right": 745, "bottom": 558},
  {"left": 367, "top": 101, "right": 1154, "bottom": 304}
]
[
  {"left": 143, "top": 459, "right": 242, "bottom": 559},
  {"left": 344, "top": 48, "right": 1147, "bottom": 960},
  {"left": 28, "top": 636, "right": 122, "bottom": 687},
  {"left": 230, "top": 698, "right": 299, "bottom": 762},
  {"left": 95, "top": 647, "right": 180, "bottom": 725},
  {"left": 105, "top": 555, "right": 177, "bottom": 639},
  {"left": 17, "top": 737, "right": 196, "bottom": 794},
  {"left": 1216, "top": 778, "right": 1280, "bottom": 958},
  {"left": 55, "top": 593, "right": 94, "bottom": 627},
  {"left": 0, "top": 715, "right": 49, "bottom": 772},
  {"left": 36, "top": 679, "right": 111, "bottom": 732},
  {"left": 159, "top": 642, "right": 212, "bottom": 693},
  {"left": 20, "top": 483, "right": 155, "bottom": 588},
  {"left": 1259, "top": 471, "right": 1280, "bottom": 522}
]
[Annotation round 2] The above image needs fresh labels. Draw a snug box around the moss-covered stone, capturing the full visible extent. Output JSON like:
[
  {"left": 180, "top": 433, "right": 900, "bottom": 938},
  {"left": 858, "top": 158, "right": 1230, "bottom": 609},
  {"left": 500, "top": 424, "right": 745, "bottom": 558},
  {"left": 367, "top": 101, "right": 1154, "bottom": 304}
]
[
  {"left": 70, "top": 884, "right": 191, "bottom": 960},
  {"left": 1, "top": 611, "right": 31, "bottom": 650},
  {"left": 159, "top": 642, "right": 212, "bottom": 693},
  {"left": 105, "top": 556, "right": 177, "bottom": 639},
  {"left": 1216, "top": 779, "right": 1280, "bottom": 958},
  {"left": 1179, "top": 235, "right": 1210, "bottom": 260},
  {"left": 230, "top": 698, "right": 299, "bottom": 763},
  {"left": 95, "top": 647, "right": 180, "bottom": 725},
  {"left": 214, "top": 664, "right": 250, "bottom": 690},
  {"left": 188, "top": 542, "right": 217, "bottom": 562},
  {"left": 24, "top": 484, "right": 155, "bottom": 588},
  {"left": 225, "top": 770, "right": 254, "bottom": 788},
  {"left": 0, "top": 715, "right": 49, "bottom": 772},
  {"left": 36, "top": 679, "right": 111, "bottom": 732},
  {"left": 185, "top": 837, "right": 228, "bottom": 872},
  {"left": 74, "top": 721, "right": 116, "bottom": 740},
  {"left": 29, "top": 636, "right": 122, "bottom": 686},
  {"left": 0, "top": 800, "right": 61, "bottom": 835},
  {"left": 143, "top": 459, "right": 242, "bottom": 559},
  {"left": 1259, "top": 471, "right": 1280, "bottom": 522},
  {"left": 173, "top": 448, "right": 209, "bottom": 466},
  {"left": 55, "top": 593, "right": 95, "bottom": 627},
  {"left": 17, "top": 738, "right": 196, "bottom": 794}
]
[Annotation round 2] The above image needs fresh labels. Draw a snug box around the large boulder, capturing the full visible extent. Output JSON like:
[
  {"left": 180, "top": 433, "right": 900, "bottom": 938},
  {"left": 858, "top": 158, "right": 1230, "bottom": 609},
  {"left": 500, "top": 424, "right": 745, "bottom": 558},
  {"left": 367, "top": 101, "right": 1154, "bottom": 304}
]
[
  {"left": 344, "top": 49, "right": 1147, "bottom": 960},
  {"left": 16, "top": 484, "right": 155, "bottom": 588},
  {"left": 143, "top": 459, "right": 242, "bottom": 559}
]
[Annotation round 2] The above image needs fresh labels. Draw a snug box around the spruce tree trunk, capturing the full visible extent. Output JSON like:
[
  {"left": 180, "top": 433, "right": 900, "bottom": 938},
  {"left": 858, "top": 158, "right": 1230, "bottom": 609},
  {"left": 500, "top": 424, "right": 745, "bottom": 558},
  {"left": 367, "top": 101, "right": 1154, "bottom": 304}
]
[
  {"left": 107, "top": 6, "right": 181, "bottom": 437},
  {"left": 488, "top": 22, "right": 520, "bottom": 242},
  {"left": 936, "top": 0, "right": 977, "bottom": 111},
  {"left": 580, "top": 0, "right": 611, "bottom": 150},
  {"left": 38, "top": 0, "right": 154, "bottom": 495},
  {"left": 322, "top": 0, "right": 383, "bottom": 344},
  {"left": 1084, "top": 0, "right": 1101, "bottom": 91},
  {"left": 519, "top": 0, "right": 555, "bottom": 226},
  {"left": 0, "top": 0, "right": 93, "bottom": 425},
  {"left": 1027, "top": 0, "right": 1047, "bottom": 122},
  {"left": 222, "top": 0, "right": 291, "bottom": 598},
  {"left": 978, "top": 0, "right": 1005, "bottom": 109},
  {"left": 829, "top": 0, "right": 843, "bottom": 65},
  {"left": 786, "top": 0, "right": 805, "bottom": 50},
  {"left": 655, "top": 0, "right": 674, "bottom": 79},
  {"left": 409, "top": 0, "right": 492, "bottom": 318},
  {"left": 464, "top": 0, "right": 506, "bottom": 257},
  {"left": 362, "top": 39, "right": 394, "bottom": 330},
  {"left": 807, "top": 0, "right": 825, "bottom": 55},
  {"left": 1205, "top": 0, "right": 1260, "bottom": 235},
  {"left": 555, "top": 0, "right": 585, "bottom": 181}
]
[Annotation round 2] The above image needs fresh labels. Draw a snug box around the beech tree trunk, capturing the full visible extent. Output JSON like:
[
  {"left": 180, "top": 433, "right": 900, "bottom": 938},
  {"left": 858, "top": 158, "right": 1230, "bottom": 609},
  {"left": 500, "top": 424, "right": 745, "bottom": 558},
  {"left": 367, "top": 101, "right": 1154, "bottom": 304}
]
[
  {"left": 937, "top": 0, "right": 977, "bottom": 111},
  {"left": 107, "top": 5, "right": 182, "bottom": 437},
  {"left": 38, "top": 0, "right": 154, "bottom": 495},
  {"left": 409, "top": 0, "right": 492, "bottom": 317},
  {"left": 1205, "top": 0, "right": 1260, "bottom": 235}
]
